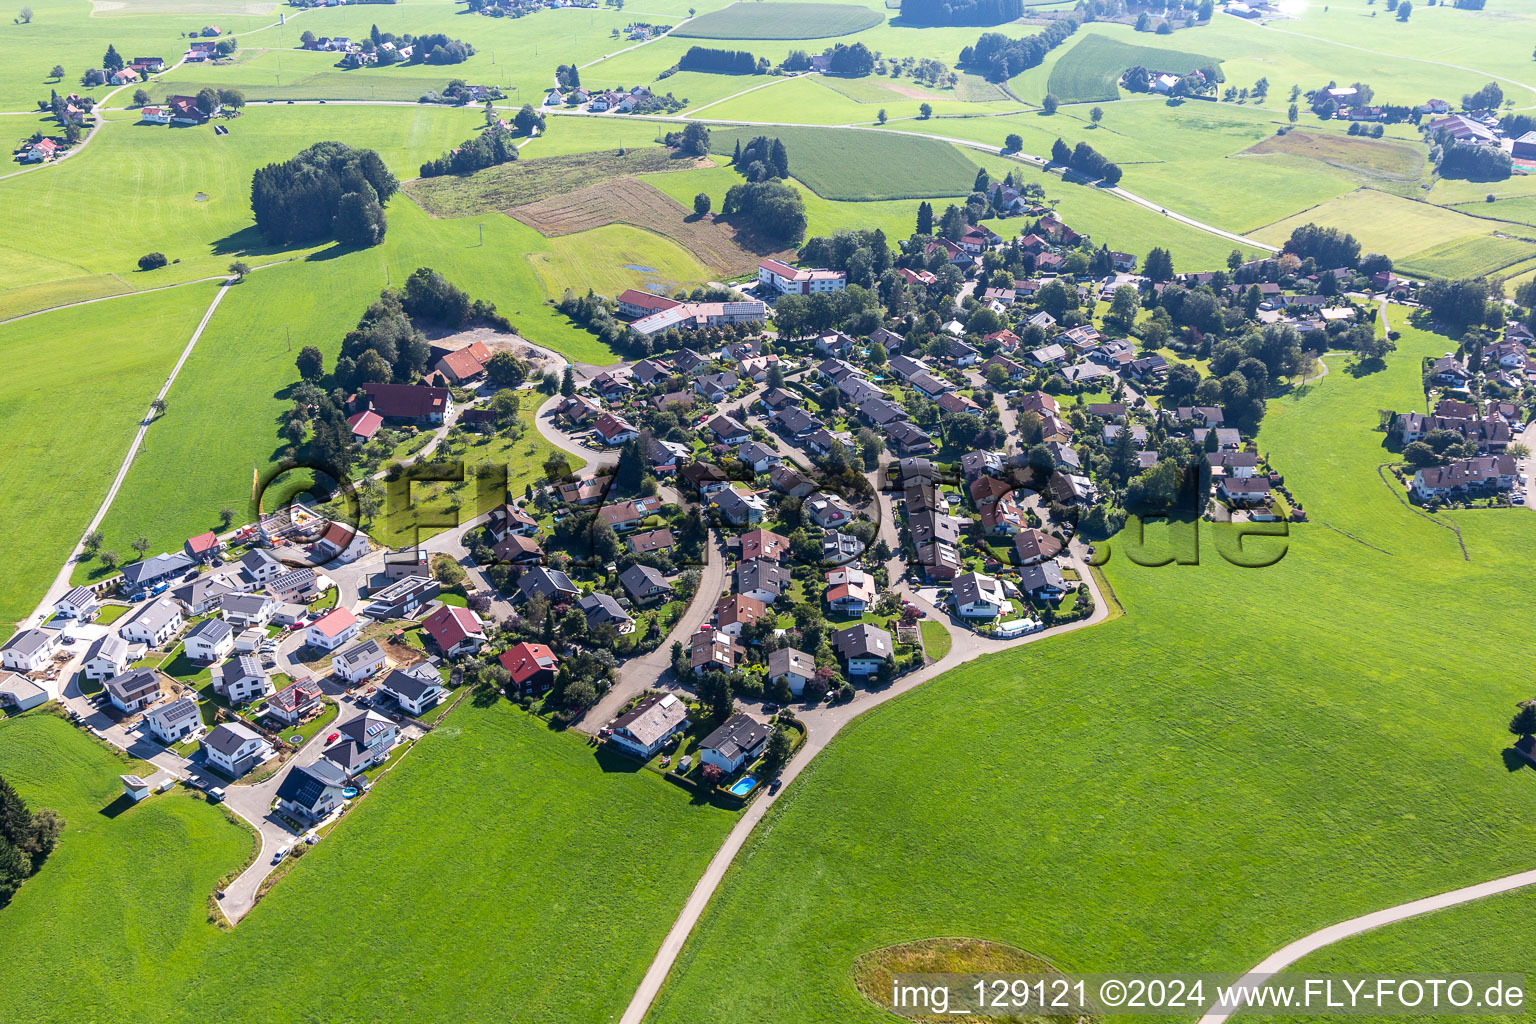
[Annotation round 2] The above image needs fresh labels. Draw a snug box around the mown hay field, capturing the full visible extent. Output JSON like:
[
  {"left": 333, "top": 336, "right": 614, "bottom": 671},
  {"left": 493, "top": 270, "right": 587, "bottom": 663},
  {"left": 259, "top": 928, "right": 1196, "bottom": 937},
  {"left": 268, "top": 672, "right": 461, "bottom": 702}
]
[{"left": 1044, "top": 32, "right": 1221, "bottom": 104}]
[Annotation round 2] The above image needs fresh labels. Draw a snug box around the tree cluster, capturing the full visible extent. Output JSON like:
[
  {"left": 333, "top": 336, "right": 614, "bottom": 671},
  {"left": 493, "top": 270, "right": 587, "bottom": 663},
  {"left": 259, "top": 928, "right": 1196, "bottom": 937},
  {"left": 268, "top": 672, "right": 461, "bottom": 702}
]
[
  {"left": 364, "top": 28, "right": 475, "bottom": 64},
  {"left": 721, "top": 179, "right": 807, "bottom": 244},
  {"left": 1049, "top": 136, "right": 1122, "bottom": 184},
  {"left": 678, "top": 45, "right": 758, "bottom": 74},
  {"left": 419, "top": 123, "right": 519, "bottom": 177},
  {"left": 823, "top": 42, "right": 875, "bottom": 75},
  {"left": 730, "top": 134, "right": 789, "bottom": 182},
  {"left": 0, "top": 776, "right": 62, "bottom": 906},
  {"left": 797, "top": 228, "right": 894, "bottom": 289},
  {"left": 1281, "top": 223, "right": 1361, "bottom": 269},
  {"left": 903, "top": 0, "right": 1025, "bottom": 27},
  {"left": 1433, "top": 139, "right": 1512, "bottom": 180},
  {"left": 250, "top": 141, "right": 397, "bottom": 247},
  {"left": 959, "top": 17, "right": 1080, "bottom": 81}
]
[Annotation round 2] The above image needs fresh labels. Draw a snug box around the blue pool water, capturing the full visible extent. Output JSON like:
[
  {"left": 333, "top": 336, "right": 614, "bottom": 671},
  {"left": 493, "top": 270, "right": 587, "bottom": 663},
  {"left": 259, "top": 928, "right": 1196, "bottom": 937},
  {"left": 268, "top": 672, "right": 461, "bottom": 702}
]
[{"left": 729, "top": 776, "right": 758, "bottom": 796}]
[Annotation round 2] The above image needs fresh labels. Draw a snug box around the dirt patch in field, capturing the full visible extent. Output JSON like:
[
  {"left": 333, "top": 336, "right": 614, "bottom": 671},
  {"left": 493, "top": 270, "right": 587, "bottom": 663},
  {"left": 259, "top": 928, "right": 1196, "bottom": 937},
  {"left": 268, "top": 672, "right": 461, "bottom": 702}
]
[
  {"left": 429, "top": 326, "right": 569, "bottom": 377},
  {"left": 404, "top": 148, "right": 707, "bottom": 218},
  {"left": 509, "top": 177, "right": 785, "bottom": 277},
  {"left": 852, "top": 937, "right": 1096, "bottom": 1024},
  {"left": 1242, "top": 129, "right": 1424, "bottom": 183},
  {"left": 880, "top": 81, "right": 947, "bottom": 101}
]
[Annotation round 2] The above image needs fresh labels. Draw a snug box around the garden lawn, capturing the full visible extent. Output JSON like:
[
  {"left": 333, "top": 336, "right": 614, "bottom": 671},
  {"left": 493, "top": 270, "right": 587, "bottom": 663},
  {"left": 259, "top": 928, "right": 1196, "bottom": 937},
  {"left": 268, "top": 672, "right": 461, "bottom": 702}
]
[
  {"left": 642, "top": 311, "right": 1536, "bottom": 1023},
  {"left": 0, "top": 281, "right": 221, "bottom": 632},
  {"left": 704, "top": 124, "right": 981, "bottom": 200},
  {"left": 673, "top": 2, "right": 883, "bottom": 39},
  {"left": 919, "top": 619, "right": 951, "bottom": 660},
  {"left": 0, "top": 700, "right": 739, "bottom": 1023}
]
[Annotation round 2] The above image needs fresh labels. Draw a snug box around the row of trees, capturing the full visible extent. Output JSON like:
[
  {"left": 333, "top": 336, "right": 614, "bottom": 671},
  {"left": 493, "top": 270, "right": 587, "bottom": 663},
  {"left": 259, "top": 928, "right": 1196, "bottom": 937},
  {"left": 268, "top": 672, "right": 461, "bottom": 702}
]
[
  {"left": 959, "top": 16, "right": 1079, "bottom": 81},
  {"left": 250, "top": 141, "right": 397, "bottom": 247}
]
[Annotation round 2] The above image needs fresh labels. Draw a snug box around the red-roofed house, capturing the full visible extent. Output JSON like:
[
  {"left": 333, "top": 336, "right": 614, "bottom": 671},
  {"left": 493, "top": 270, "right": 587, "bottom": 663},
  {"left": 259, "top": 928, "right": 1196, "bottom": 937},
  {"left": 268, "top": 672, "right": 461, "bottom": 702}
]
[
  {"left": 422, "top": 603, "right": 486, "bottom": 656},
  {"left": 757, "top": 258, "right": 846, "bottom": 296},
  {"left": 617, "top": 289, "right": 682, "bottom": 319},
  {"left": 347, "top": 410, "right": 383, "bottom": 442},
  {"left": 435, "top": 342, "right": 490, "bottom": 385},
  {"left": 316, "top": 520, "right": 370, "bottom": 563},
  {"left": 714, "top": 594, "right": 768, "bottom": 636},
  {"left": 738, "top": 528, "right": 789, "bottom": 562},
  {"left": 362, "top": 382, "right": 453, "bottom": 424},
  {"left": 499, "top": 642, "right": 558, "bottom": 693},
  {"left": 305, "top": 607, "right": 361, "bottom": 651},
  {"left": 593, "top": 411, "right": 639, "bottom": 447},
  {"left": 184, "top": 531, "right": 223, "bottom": 562}
]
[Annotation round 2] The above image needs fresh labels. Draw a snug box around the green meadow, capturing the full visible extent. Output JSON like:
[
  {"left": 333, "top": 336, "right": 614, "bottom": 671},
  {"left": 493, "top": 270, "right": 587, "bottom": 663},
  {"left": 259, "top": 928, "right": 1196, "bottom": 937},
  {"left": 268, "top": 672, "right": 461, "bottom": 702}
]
[
  {"left": 704, "top": 123, "right": 981, "bottom": 199},
  {"left": 0, "top": 281, "right": 221, "bottom": 631},
  {"left": 0, "top": 701, "right": 737, "bottom": 1023},
  {"left": 643, "top": 313, "right": 1536, "bottom": 1023},
  {"left": 674, "top": 1, "right": 883, "bottom": 39},
  {"left": 1045, "top": 32, "right": 1222, "bottom": 104}
]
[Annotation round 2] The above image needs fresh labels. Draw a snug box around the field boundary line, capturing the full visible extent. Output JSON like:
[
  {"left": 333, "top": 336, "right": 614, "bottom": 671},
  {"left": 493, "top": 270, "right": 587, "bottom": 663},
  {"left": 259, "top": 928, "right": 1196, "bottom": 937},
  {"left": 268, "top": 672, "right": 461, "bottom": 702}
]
[{"left": 685, "top": 74, "right": 792, "bottom": 119}]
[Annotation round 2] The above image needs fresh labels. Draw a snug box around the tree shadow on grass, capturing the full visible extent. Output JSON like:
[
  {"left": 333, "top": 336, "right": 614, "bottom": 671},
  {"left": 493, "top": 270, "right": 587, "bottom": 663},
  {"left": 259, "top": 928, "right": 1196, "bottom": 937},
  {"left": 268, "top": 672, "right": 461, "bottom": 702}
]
[
  {"left": 594, "top": 743, "right": 643, "bottom": 773},
  {"left": 1500, "top": 746, "right": 1532, "bottom": 773},
  {"left": 1347, "top": 356, "right": 1388, "bottom": 378}
]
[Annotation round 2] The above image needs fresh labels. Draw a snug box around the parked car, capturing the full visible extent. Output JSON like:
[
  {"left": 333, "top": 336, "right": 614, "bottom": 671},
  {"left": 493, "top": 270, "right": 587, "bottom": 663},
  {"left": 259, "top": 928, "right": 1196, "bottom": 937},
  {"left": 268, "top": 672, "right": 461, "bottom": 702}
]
[
  {"left": 272, "top": 846, "right": 290, "bottom": 864},
  {"left": 207, "top": 787, "right": 226, "bottom": 803},
  {"left": 769, "top": 778, "right": 783, "bottom": 795}
]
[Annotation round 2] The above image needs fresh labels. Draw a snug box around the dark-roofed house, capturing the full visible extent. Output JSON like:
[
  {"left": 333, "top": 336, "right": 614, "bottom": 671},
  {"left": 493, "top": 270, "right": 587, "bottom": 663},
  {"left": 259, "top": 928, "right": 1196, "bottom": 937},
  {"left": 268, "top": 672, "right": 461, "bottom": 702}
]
[
  {"left": 952, "top": 571, "right": 1006, "bottom": 620},
  {"left": 83, "top": 634, "right": 130, "bottom": 681},
  {"left": 323, "top": 710, "right": 398, "bottom": 777},
  {"left": 221, "top": 592, "right": 275, "bottom": 630},
  {"left": 120, "top": 598, "right": 184, "bottom": 648},
  {"left": 699, "top": 714, "right": 770, "bottom": 774},
  {"left": 627, "top": 527, "right": 675, "bottom": 555},
  {"left": 619, "top": 564, "right": 673, "bottom": 605},
  {"left": 53, "top": 585, "right": 101, "bottom": 622},
  {"left": 213, "top": 655, "right": 274, "bottom": 704},
  {"left": 833, "top": 623, "right": 894, "bottom": 677},
  {"left": 105, "top": 668, "right": 163, "bottom": 713},
  {"left": 580, "top": 592, "right": 635, "bottom": 634},
  {"left": 1019, "top": 559, "right": 1068, "bottom": 600},
  {"left": 770, "top": 466, "right": 816, "bottom": 498},
  {"left": 377, "top": 667, "right": 447, "bottom": 716},
  {"left": 736, "top": 559, "right": 789, "bottom": 604},
  {"left": 610, "top": 692, "right": 690, "bottom": 760},
  {"left": 120, "top": 551, "right": 195, "bottom": 592},
  {"left": 1013, "top": 528, "right": 1063, "bottom": 566},
  {"left": 184, "top": 617, "right": 235, "bottom": 663},
  {"left": 707, "top": 415, "right": 750, "bottom": 445},
  {"left": 517, "top": 567, "right": 580, "bottom": 603},
  {"left": 275, "top": 757, "right": 349, "bottom": 822},
  {"left": 689, "top": 627, "right": 744, "bottom": 672},
  {"left": 885, "top": 420, "right": 935, "bottom": 456},
  {"left": 203, "top": 722, "right": 273, "bottom": 778},
  {"left": 331, "top": 639, "right": 387, "bottom": 685}
]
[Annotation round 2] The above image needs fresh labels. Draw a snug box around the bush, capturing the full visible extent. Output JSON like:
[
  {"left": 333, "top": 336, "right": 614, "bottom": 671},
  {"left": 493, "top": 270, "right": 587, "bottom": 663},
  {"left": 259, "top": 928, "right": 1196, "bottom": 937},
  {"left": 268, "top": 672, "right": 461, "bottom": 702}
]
[{"left": 137, "top": 252, "right": 168, "bottom": 271}]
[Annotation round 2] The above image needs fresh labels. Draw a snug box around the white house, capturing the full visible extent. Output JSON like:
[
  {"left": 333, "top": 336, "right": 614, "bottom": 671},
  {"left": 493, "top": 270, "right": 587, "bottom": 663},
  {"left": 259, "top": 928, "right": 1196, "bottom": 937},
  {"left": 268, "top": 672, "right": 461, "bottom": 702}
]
[
  {"left": 53, "top": 586, "right": 100, "bottom": 622},
  {"left": 120, "top": 598, "right": 184, "bottom": 647},
  {"left": 83, "top": 634, "right": 130, "bottom": 681},
  {"left": 609, "top": 692, "right": 689, "bottom": 759},
  {"left": 0, "top": 672, "right": 50, "bottom": 712},
  {"left": 331, "top": 638, "right": 387, "bottom": 684},
  {"left": 833, "top": 624, "right": 893, "bottom": 677},
  {"left": 952, "top": 571, "right": 1006, "bottom": 620},
  {"left": 212, "top": 655, "right": 273, "bottom": 705},
  {"left": 767, "top": 646, "right": 814, "bottom": 697},
  {"left": 376, "top": 666, "right": 447, "bottom": 717},
  {"left": 306, "top": 607, "right": 362, "bottom": 651},
  {"left": 757, "top": 258, "right": 846, "bottom": 296},
  {"left": 238, "top": 548, "right": 285, "bottom": 587},
  {"left": 698, "top": 713, "right": 770, "bottom": 774},
  {"left": 0, "top": 629, "right": 59, "bottom": 673},
  {"left": 183, "top": 617, "right": 235, "bottom": 663},
  {"left": 203, "top": 722, "right": 273, "bottom": 778},
  {"left": 104, "top": 667, "right": 163, "bottom": 713},
  {"left": 144, "top": 696, "right": 204, "bottom": 746},
  {"left": 220, "top": 592, "right": 275, "bottom": 630}
]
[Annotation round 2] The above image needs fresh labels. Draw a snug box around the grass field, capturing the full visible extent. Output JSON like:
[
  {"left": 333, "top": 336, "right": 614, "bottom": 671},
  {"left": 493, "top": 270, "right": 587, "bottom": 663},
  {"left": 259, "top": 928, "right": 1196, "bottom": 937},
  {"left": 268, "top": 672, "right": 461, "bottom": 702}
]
[
  {"left": 511, "top": 176, "right": 777, "bottom": 277},
  {"left": 673, "top": 1, "right": 883, "bottom": 39},
  {"left": 0, "top": 282, "right": 221, "bottom": 631},
  {"left": 704, "top": 124, "right": 980, "bottom": 200},
  {"left": 0, "top": 104, "right": 484, "bottom": 317},
  {"left": 526, "top": 223, "right": 714, "bottom": 307},
  {"left": 1398, "top": 232, "right": 1536, "bottom": 281},
  {"left": 1242, "top": 128, "right": 1425, "bottom": 184},
  {"left": 0, "top": 700, "right": 739, "bottom": 1023},
  {"left": 405, "top": 148, "right": 703, "bottom": 218},
  {"left": 642, "top": 310, "right": 1536, "bottom": 1023},
  {"left": 1045, "top": 32, "right": 1221, "bottom": 104}
]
